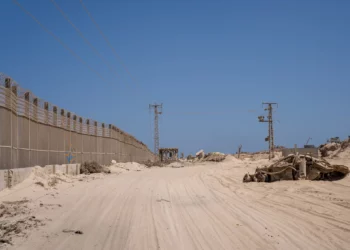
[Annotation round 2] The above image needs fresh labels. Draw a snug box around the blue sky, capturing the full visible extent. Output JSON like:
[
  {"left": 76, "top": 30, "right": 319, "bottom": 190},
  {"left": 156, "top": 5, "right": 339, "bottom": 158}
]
[{"left": 1, "top": 0, "right": 349, "bottom": 155}]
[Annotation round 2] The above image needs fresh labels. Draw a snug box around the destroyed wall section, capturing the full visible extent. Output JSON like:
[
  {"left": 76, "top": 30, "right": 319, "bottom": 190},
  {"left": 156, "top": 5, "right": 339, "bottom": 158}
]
[{"left": 0, "top": 73, "right": 156, "bottom": 170}]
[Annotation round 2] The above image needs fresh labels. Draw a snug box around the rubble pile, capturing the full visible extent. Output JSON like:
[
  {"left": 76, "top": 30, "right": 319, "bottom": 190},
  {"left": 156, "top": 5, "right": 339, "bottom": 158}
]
[
  {"left": 319, "top": 139, "right": 350, "bottom": 158},
  {"left": 186, "top": 155, "right": 194, "bottom": 161},
  {"left": 142, "top": 160, "right": 161, "bottom": 168},
  {"left": 80, "top": 161, "right": 111, "bottom": 174},
  {"left": 319, "top": 143, "right": 341, "bottom": 157},
  {"left": 195, "top": 150, "right": 205, "bottom": 160},
  {"left": 204, "top": 152, "right": 226, "bottom": 162},
  {"left": 243, "top": 154, "right": 349, "bottom": 183},
  {"left": 111, "top": 162, "right": 147, "bottom": 172}
]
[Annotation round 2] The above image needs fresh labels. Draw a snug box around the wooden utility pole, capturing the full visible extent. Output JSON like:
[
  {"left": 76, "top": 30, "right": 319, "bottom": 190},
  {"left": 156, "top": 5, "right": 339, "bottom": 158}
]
[{"left": 258, "top": 102, "right": 278, "bottom": 160}]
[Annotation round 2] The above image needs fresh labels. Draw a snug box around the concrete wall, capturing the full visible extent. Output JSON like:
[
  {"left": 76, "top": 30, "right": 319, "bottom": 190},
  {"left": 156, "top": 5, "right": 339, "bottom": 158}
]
[
  {"left": 0, "top": 74, "right": 156, "bottom": 172},
  {"left": 0, "top": 164, "right": 82, "bottom": 191},
  {"left": 282, "top": 148, "right": 319, "bottom": 158}
]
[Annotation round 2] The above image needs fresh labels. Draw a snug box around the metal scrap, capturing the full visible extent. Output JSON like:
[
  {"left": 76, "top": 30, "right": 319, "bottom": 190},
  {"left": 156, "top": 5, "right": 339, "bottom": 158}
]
[{"left": 243, "top": 154, "right": 349, "bottom": 183}]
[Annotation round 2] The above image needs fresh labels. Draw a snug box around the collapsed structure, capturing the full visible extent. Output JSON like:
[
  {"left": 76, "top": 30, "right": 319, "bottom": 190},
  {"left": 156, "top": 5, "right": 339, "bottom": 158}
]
[
  {"left": 187, "top": 150, "right": 226, "bottom": 162},
  {"left": 319, "top": 139, "right": 349, "bottom": 157},
  {"left": 243, "top": 154, "right": 349, "bottom": 183}
]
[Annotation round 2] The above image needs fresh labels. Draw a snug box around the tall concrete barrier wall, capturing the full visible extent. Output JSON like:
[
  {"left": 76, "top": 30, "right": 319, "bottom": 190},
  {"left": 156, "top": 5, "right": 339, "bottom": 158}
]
[{"left": 0, "top": 73, "right": 156, "bottom": 171}]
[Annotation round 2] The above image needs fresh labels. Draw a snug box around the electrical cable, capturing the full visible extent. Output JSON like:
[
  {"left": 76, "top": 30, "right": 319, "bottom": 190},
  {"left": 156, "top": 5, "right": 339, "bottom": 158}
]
[
  {"left": 79, "top": 0, "right": 139, "bottom": 87},
  {"left": 12, "top": 0, "right": 108, "bottom": 84},
  {"left": 50, "top": 0, "right": 120, "bottom": 79}
]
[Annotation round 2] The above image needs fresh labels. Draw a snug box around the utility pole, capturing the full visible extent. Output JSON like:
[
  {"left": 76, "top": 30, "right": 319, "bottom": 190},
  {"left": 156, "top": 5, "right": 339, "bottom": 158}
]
[
  {"left": 237, "top": 144, "right": 242, "bottom": 159},
  {"left": 149, "top": 103, "right": 163, "bottom": 156},
  {"left": 258, "top": 102, "right": 278, "bottom": 160}
]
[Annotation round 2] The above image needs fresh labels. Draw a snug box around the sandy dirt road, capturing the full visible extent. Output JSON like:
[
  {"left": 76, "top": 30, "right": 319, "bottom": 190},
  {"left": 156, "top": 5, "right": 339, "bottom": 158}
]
[{"left": 1, "top": 160, "right": 350, "bottom": 250}]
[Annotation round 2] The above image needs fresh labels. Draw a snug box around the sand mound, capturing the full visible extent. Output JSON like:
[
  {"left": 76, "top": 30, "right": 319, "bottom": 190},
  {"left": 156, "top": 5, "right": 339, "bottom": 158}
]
[
  {"left": 251, "top": 153, "right": 271, "bottom": 161},
  {"left": 167, "top": 162, "right": 184, "bottom": 168},
  {"left": 321, "top": 139, "right": 350, "bottom": 160},
  {"left": 329, "top": 141, "right": 350, "bottom": 159},
  {"left": 224, "top": 155, "right": 242, "bottom": 163},
  {"left": 28, "top": 166, "right": 72, "bottom": 189},
  {"left": 196, "top": 150, "right": 205, "bottom": 159},
  {"left": 0, "top": 199, "right": 46, "bottom": 245},
  {"left": 111, "top": 162, "right": 147, "bottom": 172},
  {"left": 335, "top": 147, "right": 350, "bottom": 160}
]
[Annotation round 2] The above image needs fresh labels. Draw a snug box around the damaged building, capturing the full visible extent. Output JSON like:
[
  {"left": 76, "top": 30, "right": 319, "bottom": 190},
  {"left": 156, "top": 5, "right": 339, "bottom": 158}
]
[{"left": 159, "top": 148, "right": 178, "bottom": 162}]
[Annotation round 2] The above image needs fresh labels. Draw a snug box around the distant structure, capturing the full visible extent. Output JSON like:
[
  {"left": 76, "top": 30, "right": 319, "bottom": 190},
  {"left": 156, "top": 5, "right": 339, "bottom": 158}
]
[
  {"left": 237, "top": 144, "right": 242, "bottom": 159},
  {"left": 258, "top": 102, "right": 278, "bottom": 160},
  {"left": 282, "top": 147, "right": 319, "bottom": 158},
  {"left": 328, "top": 137, "right": 341, "bottom": 144},
  {"left": 304, "top": 137, "right": 315, "bottom": 148},
  {"left": 149, "top": 103, "right": 163, "bottom": 155},
  {"left": 159, "top": 148, "right": 178, "bottom": 162}
]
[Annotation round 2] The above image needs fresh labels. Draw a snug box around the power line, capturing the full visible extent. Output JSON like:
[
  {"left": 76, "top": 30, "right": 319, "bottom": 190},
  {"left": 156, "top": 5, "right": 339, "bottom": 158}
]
[
  {"left": 12, "top": 0, "right": 107, "bottom": 83},
  {"left": 49, "top": 0, "right": 119, "bottom": 79},
  {"left": 79, "top": 0, "right": 138, "bottom": 86},
  {"left": 165, "top": 110, "right": 257, "bottom": 116}
]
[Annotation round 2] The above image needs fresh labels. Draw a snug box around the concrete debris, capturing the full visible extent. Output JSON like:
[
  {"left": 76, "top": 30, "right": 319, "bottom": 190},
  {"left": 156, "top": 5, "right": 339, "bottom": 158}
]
[
  {"left": 111, "top": 160, "right": 117, "bottom": 164},
  {"left": 186, "top": 155, "right": 194, "bottom": 161},
  {"left": 143, "top": 160, "right": 161, "bottom": 167},
  {"left": 319, "top": 143, "right": 340, "bottom": 157},
  {"left": 195, "top": 150, "right": 205, "bottom": 159},
  {"left": 243, "top": 154, "right": 349, "bottom": 183}
]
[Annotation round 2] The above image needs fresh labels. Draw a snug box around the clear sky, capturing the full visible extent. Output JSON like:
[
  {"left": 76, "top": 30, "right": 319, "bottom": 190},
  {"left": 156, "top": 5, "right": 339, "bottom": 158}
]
[{"left": 1, "top": 0, "right": 349, "bottom": 155}]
